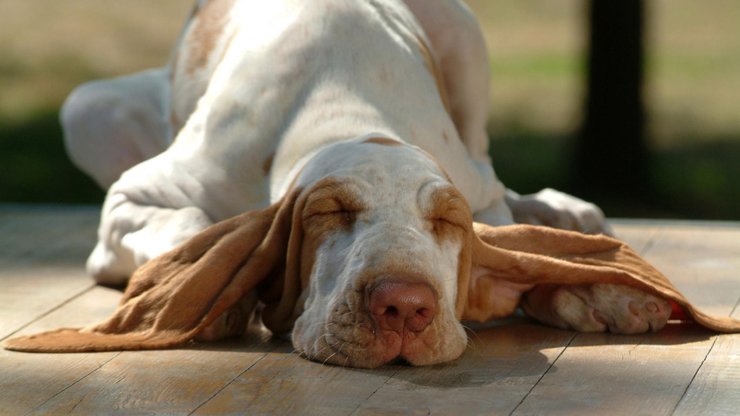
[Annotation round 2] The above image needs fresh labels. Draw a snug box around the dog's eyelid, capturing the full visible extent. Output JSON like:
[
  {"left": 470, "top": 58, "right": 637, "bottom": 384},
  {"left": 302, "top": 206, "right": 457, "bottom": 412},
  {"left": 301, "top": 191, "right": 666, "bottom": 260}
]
[
  {"left": 428, "top": 215, "right": 466, "bottom": 230},
  {"left": 304, "top": 207, "right": 361, "bottom": 220},
  {"left": 303, "top": 197, "right": 364, "bottom": 220},
  {"left": 425, "top": 190, "right": 467, "bottom": 221}
]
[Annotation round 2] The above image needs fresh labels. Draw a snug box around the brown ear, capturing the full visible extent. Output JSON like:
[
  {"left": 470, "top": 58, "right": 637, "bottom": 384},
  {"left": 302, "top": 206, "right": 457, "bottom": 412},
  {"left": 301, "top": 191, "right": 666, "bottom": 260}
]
[
  {"left": 463, "top": 222, "right": 740, "bottom": 332},
  {"left": 4, "top": 189, "right": 306, "bottom": 353}
]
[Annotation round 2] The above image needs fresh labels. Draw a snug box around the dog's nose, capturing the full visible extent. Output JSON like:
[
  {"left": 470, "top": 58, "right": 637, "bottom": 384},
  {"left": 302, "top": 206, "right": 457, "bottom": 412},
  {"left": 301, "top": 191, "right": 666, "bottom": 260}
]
[{"left": 368, "top": 281, "right": 436, "bottom": 333}]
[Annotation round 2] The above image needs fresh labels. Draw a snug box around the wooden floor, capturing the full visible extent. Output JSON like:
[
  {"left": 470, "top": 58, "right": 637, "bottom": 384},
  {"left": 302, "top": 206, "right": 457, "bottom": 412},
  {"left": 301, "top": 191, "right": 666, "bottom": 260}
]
[{"left": 1, "top": 206, "right": 738, "bottom": 415}]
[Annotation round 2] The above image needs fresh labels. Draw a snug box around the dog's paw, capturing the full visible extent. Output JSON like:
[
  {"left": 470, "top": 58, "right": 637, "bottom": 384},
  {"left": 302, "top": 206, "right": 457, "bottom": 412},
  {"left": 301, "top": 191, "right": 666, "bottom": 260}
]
[
  {"left": 523, "top": 283, "right": 672, "bottom": 334},
  {"left": 196, "top": 293, "right": 257, "bottom": 342},
  {"left": 508, "top": 188, "right": 613, "bottom": 236}
]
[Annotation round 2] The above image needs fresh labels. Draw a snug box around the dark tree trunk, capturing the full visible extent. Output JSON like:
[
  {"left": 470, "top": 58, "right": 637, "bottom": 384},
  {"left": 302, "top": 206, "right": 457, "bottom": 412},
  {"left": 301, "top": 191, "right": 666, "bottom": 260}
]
[{"left": 574, "top": 0, "right": 649, "bottom": 199}]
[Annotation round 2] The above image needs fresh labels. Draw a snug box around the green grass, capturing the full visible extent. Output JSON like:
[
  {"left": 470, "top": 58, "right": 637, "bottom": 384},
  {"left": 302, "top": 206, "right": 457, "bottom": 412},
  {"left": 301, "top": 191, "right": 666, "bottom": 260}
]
[{"left": 490, "top": 53, "right": 580, "bottom": 79}]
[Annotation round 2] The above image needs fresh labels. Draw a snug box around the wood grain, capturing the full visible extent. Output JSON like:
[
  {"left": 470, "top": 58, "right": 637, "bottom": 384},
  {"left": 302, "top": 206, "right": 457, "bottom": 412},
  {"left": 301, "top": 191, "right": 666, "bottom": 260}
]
[
  {"left": 673, "top": 308, "right": 740, "bottom": 416},
  {"left": 511, "top": 327, "right": 716, "bottom": 416},
  {"left": 0, "top": 207, "right": 98, "bottom": 341},
  {"left": 645, "top": 224, "right": 740, "bottom": 317},
  {"left": 611, "top": 221, "right": 661, "bottom": 254},
  {"left": 193, "top": 342, "right": 396, "bottom": 415},
  {"left": 0, "top": 287, "right": 120, "bottom": 415},
  {"left": 510, "top": 223, "right": 740, "bottom": 416},
  {"left": 1, "top": 209, "right": 739, "bottom": 415},
  {"left": 354, "top": 321, "right": 575, "bottom": 416}
]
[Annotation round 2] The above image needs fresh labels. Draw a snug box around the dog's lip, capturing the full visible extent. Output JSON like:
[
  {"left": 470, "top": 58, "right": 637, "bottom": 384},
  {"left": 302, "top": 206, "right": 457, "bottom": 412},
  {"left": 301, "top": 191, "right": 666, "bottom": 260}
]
[
  {"left": 366, "top": 326, "right": 436, "bottom": 366},
  {"left": 319, "top": 322, "right": 434, "bottom": 367}
]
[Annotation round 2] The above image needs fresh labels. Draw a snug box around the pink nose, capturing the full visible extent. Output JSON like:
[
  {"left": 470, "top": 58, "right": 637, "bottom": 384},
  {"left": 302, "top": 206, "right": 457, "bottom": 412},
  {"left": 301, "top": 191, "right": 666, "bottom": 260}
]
[{"left": 368, "top": 281, "right": 437, "bottom": 333}]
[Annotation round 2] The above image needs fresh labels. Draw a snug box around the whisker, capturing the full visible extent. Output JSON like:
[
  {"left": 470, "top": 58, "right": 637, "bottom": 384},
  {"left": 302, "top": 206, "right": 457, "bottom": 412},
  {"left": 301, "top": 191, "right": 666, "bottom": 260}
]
[{"left": 321, "top": 350, "right": 339, "bottom": 365}]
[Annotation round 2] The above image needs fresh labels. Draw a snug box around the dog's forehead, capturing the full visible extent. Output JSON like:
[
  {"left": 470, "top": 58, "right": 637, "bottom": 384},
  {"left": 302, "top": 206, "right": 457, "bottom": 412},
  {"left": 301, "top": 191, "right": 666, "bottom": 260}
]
[{"left": 296, "top": 139, "right": 450, "bottom": 200}]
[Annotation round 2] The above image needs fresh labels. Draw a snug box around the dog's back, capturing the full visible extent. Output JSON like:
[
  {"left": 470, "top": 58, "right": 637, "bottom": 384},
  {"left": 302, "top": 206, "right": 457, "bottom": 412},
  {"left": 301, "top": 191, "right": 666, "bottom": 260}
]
[{"left": 165, "top": 0, "right": 496, "bottom": 214}]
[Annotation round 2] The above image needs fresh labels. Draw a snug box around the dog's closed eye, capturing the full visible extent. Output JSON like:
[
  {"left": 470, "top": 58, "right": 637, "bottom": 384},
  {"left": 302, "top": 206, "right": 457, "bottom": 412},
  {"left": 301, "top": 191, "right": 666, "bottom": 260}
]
[
  {"left": 424, "top": 188, "right": 471, "bottom": 240},
  {"left": 304, "top": 202, "right": 358, "bottom": 228},
  {"left": 302, "top": 180, "right": 366, "bottom": 230}
]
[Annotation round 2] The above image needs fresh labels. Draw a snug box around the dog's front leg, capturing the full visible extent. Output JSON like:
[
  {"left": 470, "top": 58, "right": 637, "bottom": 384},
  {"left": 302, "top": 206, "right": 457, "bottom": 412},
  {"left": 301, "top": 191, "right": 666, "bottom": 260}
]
[{"left": 87, "top": 176, "right": 213, "bottom": 287}]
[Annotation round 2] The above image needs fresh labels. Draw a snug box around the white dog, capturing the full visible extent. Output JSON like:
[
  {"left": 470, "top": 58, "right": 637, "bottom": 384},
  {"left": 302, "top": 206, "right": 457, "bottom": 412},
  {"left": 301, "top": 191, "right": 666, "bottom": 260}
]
[{"left": 60, "top": 0, "right": 670, "bottom": 367}]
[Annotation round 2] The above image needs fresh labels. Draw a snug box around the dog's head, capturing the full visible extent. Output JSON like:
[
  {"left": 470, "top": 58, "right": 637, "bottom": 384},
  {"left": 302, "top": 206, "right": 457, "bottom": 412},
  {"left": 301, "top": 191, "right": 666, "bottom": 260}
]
[{"left": 286, "top": 137, "right": 472, "bottom": 367}]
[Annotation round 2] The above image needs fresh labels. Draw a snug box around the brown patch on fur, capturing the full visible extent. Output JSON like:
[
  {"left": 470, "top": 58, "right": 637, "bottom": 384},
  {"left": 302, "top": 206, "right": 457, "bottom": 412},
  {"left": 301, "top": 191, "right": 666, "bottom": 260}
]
[
  {"left": 417, "top": 184, "right": 474, "bottom": 321},
  {"left": 186, "top": 0, "right": 236, "bottom": 75},
  {"left": 262, "top": 153, "right": 275, "bottom": 176},
  {"left": 425, "top": 186, "right": 470, "bottom": 245},
  {"left": 415, "top": 35, "right": 452, "bottom": 115},
  {"left": 298, "top": 178, "right": 367, "bottom": 290},
  {"left": 302, "top": 178, "right": 366, "bottom": 233},
  {"left": 363, "top": 137, "right": 403, "bottom": 147}
]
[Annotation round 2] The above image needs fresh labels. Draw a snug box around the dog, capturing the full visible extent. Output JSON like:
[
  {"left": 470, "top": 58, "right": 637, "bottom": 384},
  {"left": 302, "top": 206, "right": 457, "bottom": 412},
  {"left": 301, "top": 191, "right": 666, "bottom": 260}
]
[{"left": 57, "top": 0, "right": 672, "bottom": 367}]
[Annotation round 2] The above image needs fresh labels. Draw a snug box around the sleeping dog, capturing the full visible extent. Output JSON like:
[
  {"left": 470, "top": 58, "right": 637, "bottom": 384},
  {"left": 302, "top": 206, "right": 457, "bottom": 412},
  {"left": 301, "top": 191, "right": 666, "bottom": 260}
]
[{"left": 55, "top": 0, "right": 672, "bottom": 367}]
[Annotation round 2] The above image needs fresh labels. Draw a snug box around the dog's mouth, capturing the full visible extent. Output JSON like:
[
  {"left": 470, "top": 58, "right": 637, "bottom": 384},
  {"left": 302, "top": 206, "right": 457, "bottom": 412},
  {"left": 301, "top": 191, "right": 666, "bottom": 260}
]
[
  {"left": 294, "top": 298, "right": 466, "bottom": 368},
  {"left": 314, "top": 319, "right": 435, "bottom": 367}
]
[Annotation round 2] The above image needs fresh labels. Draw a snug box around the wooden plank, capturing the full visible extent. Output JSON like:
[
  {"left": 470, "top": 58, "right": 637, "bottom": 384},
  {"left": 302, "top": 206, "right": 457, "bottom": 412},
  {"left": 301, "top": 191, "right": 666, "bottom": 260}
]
[
  {"left": 0, "top": 268, "right": 93, "bottom": 341},
  {"left": 0, "top": 286, "right": 121, "bottom": 415},
  {"left": 611, "top": 221, "right": 661, "bottom": 254},
  {"left": 673, "top": 306, "right": 740, "bottom": 416},
  {"left": 509, "top": 223, "right": 740, "bottom": 415},
  {"left": 0, "top": 206, "right": 99, "bottom": 268},
  {"left": 28, "top": 341, "right": 278, "bottom": 416},
  {"left": 511, "top": 328, "right": 716, "bottom": 416},
  {"left": 3, "top": 210, "right": 738, "bottom": 415},
  {"left": 2, "top": 285, "right": 280, "bottom": 415},
  {"left": 192, "top": 342, "right": 397, "bottom": 415},
  {"left": 644, "top": 224, "right": 740, "bottom": 317},
  {"left": 353, "top": 321, "right": 575, "bottom": 416},
  {"left": 0, "top": 348, "right": 120, "bottom": 415},
  {"left": 0, "top": 207, "right": 98, "bottom": 341}
]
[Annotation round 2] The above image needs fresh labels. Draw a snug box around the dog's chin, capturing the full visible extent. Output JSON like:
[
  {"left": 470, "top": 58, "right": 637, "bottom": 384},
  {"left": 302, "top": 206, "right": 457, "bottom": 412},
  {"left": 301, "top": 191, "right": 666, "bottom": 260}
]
[{"left": 291, "top": 311, "right": 468, "bottom": 368}]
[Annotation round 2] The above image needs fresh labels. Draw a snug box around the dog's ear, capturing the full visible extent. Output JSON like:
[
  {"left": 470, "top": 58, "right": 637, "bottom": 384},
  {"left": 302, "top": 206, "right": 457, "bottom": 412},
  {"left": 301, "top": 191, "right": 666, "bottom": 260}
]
[
  {"left": 461, "top": 222, "right": 740, "bottom": 332},
  {"left": 4, "top": 188, "right": 308, "bottom": 353}
]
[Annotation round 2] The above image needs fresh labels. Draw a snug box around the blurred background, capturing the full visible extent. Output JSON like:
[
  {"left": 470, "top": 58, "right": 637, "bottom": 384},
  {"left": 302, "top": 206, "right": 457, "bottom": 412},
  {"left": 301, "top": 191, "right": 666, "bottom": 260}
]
[{"left": 1, "top": 0, "right": 738, "bottom": 220}]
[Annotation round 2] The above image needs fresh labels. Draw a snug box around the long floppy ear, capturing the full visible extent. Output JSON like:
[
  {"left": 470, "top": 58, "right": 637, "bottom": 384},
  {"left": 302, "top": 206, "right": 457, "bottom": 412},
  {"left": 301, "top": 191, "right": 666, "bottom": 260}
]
[
  {"left": 462, "top": 222, "right": 740, "bottom": 333},
  {"left": 4, "top": 189, "right": 307, "bottom": 353}
]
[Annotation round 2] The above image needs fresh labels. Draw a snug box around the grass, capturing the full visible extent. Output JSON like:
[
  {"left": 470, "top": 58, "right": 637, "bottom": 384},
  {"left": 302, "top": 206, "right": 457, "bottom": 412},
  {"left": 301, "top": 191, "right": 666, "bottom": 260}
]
[{"left": 2, "top": 0, "right": 740, "bottom": 220}]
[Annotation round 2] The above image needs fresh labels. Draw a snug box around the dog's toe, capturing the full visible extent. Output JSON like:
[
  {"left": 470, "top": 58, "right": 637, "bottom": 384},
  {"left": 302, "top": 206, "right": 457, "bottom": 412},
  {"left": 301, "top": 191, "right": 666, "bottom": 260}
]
[
  {"left": 196, "top": 294, "right": 257, "bottom": 342},
  {"left": 585, "top": 284, "right": 671, "bottom": 334}
]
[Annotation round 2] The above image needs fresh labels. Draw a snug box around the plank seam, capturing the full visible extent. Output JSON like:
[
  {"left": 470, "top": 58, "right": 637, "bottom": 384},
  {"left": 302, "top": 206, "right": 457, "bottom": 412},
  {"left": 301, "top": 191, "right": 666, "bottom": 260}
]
[
  {"left": 670, "top": 296, "right": 738, "bottom": 415},
  {"left": 349, "top": 369, "right": 401, "bottom": 415},
  {"left": 670, "top": 335, "right": 718, "bottom": 416},
  {"left": 187, "top": 350, "right": 273, "bottom": 415},
  {"left": 508, "top": 333, "right": 577, "bottom": 416},
  {"left": 0, "top": 283, "right": 97, "bottom": 343},
  {"left": 24, "top": 351, "right": 122, "bottom": 416},
  {"left": 639, "top": 228, "right": 662, "bottom": 256},
  {"left": 731, "top": 295, "right": 740, "bottom": 319}
]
